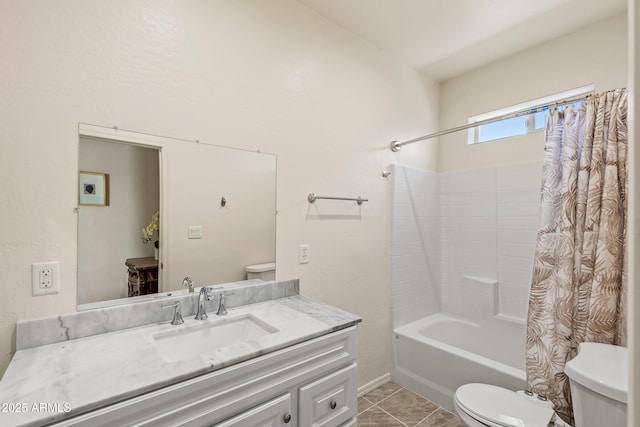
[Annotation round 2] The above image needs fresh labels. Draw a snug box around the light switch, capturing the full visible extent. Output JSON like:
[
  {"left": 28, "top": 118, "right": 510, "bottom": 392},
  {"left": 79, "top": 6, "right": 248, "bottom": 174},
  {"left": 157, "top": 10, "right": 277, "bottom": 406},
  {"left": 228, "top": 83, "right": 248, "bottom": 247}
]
[{"left": 188, "top": 226, "right": 202, "bottom": 239}]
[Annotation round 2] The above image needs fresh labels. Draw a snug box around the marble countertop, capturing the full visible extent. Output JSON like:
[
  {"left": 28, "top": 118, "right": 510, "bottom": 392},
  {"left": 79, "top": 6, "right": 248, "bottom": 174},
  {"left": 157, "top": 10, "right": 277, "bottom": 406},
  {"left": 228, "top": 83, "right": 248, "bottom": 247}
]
[{"left": 0, "top": 295, "right": 361, "bottom": 427}]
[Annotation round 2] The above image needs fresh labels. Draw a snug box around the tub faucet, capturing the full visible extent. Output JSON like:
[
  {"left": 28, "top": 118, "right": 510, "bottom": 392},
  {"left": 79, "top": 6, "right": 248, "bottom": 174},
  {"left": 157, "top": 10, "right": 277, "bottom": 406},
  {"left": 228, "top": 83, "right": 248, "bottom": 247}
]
[
  {"left": 182, "top": 276, "right": 194, "bottom": 293},
  {"left": 195, "top": 287, "right": 214, "bottom": 320}
]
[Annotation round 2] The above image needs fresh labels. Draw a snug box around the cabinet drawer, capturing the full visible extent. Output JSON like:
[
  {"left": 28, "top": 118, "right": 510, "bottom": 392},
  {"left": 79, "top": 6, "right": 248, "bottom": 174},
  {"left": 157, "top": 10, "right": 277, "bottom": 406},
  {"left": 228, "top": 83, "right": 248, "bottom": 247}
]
[
  {"left": 299, "top": 363, "right": 357, "bottom": 427},
  {"left": 214, "top": 393, "right": 292, "bottom": 427}
]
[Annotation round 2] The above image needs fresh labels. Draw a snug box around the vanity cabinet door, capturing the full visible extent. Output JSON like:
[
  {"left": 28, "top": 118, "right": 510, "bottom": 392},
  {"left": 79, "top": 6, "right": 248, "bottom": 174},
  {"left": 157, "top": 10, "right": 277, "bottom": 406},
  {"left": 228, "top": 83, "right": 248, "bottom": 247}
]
[
  {"left": 298, "top": 363, "right": 357, "bottom": 427},
  {"left": 213, "top": 393, "right": 293, "bottom": 427}
]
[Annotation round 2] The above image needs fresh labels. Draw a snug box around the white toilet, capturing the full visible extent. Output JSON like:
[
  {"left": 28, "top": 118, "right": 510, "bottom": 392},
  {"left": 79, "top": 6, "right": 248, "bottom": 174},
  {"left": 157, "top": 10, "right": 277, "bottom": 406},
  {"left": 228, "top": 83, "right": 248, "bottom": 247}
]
[
  {"left": 245, "top": 262, "right": 276, "bottom": 280},
  {"left": 453, "top": 342, "right": 627, "bottom": 427}
]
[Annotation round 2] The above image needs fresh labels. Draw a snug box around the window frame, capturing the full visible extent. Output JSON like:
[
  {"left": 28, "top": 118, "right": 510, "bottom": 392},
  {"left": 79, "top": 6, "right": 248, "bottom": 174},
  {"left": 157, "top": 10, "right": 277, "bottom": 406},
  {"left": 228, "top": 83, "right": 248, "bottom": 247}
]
[{"left": 467, "top": 84, "right": 594, "bottom": 145}]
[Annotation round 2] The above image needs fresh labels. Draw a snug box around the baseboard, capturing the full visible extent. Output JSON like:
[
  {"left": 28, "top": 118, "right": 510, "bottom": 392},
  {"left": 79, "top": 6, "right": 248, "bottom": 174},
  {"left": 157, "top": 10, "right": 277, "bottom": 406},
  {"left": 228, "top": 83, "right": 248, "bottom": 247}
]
[{"left": 358, "top": 372, "right": 392, "bottom": 397}]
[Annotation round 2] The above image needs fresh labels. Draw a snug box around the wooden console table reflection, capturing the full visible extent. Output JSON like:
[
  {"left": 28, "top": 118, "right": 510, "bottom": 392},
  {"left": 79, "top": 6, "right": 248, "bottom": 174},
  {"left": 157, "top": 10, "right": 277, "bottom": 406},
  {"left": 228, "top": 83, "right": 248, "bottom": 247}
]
[{"left": 125, "top": 257, "right": 158, "bottom": 297}]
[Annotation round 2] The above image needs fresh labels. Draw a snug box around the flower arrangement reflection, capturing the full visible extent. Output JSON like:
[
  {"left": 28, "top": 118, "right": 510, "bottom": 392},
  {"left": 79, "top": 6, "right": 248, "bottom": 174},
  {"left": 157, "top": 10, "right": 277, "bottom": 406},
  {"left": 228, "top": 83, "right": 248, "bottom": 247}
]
[{"left": 142, "top": 211, "right": 159, "bottom": 249}]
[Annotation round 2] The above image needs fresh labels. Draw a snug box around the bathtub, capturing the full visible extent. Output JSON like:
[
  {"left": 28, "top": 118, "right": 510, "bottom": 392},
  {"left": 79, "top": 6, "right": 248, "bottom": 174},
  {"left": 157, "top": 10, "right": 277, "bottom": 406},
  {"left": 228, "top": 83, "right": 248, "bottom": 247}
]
[{"left": 391, "top": 313, "right": 527, "bottom": 410}]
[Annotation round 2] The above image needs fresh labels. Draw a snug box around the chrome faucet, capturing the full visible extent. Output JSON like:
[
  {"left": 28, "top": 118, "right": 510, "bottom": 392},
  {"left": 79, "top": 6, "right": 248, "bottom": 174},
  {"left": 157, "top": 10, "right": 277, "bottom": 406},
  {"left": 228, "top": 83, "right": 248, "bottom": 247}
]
[
  {"left": 195, "top": 287, "right": 214, "bottom": 320},
  {"left": 216, "top": 291, "right": 228, "bottom": 316},
  {"left": 162, "top": 302, "right": 184, "bottom": 325},
  {"left": 182, "top": 276, "right": 194, "bottom": 293}
]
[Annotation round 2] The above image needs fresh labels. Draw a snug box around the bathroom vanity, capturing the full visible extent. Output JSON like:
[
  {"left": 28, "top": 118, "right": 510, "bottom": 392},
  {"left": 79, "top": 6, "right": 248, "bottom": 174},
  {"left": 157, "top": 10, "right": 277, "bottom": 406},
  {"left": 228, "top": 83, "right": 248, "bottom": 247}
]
[{"left": 0, "top": 280, "right": 361, "bottom": 427}]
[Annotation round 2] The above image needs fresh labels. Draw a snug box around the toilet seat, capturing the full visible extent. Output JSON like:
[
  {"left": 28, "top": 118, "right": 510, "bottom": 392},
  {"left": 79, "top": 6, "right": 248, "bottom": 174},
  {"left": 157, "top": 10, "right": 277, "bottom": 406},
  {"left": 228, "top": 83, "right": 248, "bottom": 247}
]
[{"left": 454, "top": 384, "right": 556, "bottom": 427}]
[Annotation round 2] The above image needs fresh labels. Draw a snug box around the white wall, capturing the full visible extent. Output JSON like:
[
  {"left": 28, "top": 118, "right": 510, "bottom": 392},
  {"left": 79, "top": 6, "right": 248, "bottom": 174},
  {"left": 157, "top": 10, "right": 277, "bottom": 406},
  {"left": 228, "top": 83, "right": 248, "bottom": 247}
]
[
  {"left": 0, "top": 0, "right": 439, "bottom": 386},
  {"left": 438, "top": 12, "right": 628, "bottom": 172},
  {"left": 78, "top": 138, "right": 159, "bottom": 304}
]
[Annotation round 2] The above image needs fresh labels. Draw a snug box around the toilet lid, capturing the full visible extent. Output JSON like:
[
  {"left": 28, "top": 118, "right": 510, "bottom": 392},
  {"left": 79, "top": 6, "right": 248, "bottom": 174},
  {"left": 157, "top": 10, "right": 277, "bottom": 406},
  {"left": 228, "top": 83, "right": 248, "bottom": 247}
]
[{"left": 455, "top": 384, "right": 555, "bottom": 427}]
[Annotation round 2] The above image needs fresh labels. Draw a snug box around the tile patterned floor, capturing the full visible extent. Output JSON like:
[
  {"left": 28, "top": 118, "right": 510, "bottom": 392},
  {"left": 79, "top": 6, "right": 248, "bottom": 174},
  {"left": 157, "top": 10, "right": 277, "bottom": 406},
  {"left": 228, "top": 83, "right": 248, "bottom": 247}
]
[{"left": 358, "top": 382, "right": 465, "bottom": 427}]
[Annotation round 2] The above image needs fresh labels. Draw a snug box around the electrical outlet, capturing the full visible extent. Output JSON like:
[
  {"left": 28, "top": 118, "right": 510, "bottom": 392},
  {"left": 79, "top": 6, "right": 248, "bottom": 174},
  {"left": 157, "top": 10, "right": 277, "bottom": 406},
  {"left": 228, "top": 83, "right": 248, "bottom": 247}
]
[
  {"left": 39, "top": 268, "right": 53, "bottom": 288},
  {"left": 32, "top": 261, "right": 60, "bottom": 296},
  {"left": 299, "top": 244, "right": 310, "bottom": 264}
]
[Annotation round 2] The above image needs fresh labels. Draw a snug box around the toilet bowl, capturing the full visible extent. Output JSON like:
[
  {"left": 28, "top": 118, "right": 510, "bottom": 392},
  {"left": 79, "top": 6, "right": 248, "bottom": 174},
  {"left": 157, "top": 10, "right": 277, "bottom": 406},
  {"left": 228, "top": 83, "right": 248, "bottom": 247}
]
[{"left": 453, "top": 343, "right": 627, "bottom": 427}]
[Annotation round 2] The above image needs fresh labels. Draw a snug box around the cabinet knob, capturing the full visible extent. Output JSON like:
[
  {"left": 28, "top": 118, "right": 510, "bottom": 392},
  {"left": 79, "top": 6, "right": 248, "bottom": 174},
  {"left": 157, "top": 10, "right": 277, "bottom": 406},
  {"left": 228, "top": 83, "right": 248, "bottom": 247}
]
[
  {"left": 330, "top": 400, "right": 337, "bottom": 410},
  {"left": 283, "top": 413, "right": 292, "bottom": 424}
]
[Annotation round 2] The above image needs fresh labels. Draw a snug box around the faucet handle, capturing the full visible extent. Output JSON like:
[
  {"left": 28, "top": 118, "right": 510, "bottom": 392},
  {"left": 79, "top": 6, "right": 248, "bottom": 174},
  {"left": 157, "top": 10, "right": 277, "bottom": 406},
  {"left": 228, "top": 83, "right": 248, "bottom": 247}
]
[
  {"left": 217, "top": 291, "right": 228, "bottom": 316},
  {"left": 162, "top": 302, "right": 184, "bottom": 325},
  {"left": 182, "top": 277, "right": 194, "bottom": 293}
]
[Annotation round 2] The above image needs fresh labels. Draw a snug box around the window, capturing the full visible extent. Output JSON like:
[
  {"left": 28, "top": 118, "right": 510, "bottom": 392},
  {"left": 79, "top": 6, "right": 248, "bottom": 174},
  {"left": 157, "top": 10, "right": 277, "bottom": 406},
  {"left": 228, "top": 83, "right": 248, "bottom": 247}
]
[{"left": 467, "top": 85, "right": 594, "bottom": 145}]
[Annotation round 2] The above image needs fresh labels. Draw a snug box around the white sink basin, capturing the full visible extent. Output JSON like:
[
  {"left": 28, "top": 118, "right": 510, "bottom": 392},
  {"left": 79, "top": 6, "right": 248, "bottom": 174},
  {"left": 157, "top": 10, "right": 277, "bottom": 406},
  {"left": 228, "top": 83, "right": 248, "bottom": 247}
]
[{"left": 153, "top": 314, "right": 279, "bottom": 362}]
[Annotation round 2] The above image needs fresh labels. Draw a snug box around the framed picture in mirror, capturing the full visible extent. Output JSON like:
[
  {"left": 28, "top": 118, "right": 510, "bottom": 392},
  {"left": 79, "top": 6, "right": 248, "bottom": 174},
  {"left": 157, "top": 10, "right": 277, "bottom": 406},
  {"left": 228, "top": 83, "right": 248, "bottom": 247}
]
[{"left": 79, "top": 171, "right": 108, "bottom": 206}]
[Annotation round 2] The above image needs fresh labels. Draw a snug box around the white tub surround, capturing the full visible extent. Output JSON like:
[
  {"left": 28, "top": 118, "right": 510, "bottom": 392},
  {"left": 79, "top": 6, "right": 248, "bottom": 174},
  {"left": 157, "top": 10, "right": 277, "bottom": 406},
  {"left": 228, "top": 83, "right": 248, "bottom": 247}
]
[
  {"left": 0, "top": 280, "right": 361, "bottom": 427},
  {"left": 389, "top": 163, "right": 538, "bottom": 409},
  {"left": 390, "top": 163, "right": 541, "bottom": 330}
]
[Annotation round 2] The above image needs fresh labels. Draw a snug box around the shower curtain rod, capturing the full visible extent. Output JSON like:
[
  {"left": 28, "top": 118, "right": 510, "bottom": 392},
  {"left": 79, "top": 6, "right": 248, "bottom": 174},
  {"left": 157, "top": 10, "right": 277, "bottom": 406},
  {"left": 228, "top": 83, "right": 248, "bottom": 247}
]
[{"left": 390, "top": 93, "right": 591, "bottom": 152}]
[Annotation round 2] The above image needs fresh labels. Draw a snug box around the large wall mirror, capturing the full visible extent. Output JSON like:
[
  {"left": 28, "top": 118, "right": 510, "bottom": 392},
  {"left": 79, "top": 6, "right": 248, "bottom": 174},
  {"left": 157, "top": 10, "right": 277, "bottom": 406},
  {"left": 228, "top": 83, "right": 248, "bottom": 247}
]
[{"left": 77, "top": 124, "right": 276, "bottom": 310}]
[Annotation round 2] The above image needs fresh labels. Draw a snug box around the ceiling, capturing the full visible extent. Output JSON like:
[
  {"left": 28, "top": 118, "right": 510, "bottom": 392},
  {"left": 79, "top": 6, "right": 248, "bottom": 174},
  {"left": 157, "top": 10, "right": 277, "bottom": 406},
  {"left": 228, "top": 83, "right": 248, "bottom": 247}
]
[{"left": 297, "top": 0, "right": 628, "bottom": 81}]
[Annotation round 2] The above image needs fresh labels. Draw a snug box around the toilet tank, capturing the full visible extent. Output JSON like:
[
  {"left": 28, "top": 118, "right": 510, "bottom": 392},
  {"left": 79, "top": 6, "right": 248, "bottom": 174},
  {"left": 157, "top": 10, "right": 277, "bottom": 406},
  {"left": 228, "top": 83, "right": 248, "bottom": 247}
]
[
  {"left": 564, "top": 342, "right": 627, "bottom": 427},
  {"left": 245, "top": 262, "right": 275, "bottom": 281}
]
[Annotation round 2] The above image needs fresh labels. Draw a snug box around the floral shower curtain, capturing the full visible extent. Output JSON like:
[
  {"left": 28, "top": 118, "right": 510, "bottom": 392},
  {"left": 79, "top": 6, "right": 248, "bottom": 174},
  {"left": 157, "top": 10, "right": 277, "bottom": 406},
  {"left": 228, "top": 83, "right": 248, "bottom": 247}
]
[{"left": 526, "top": 88, "right": 628, "bottom": 424}]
